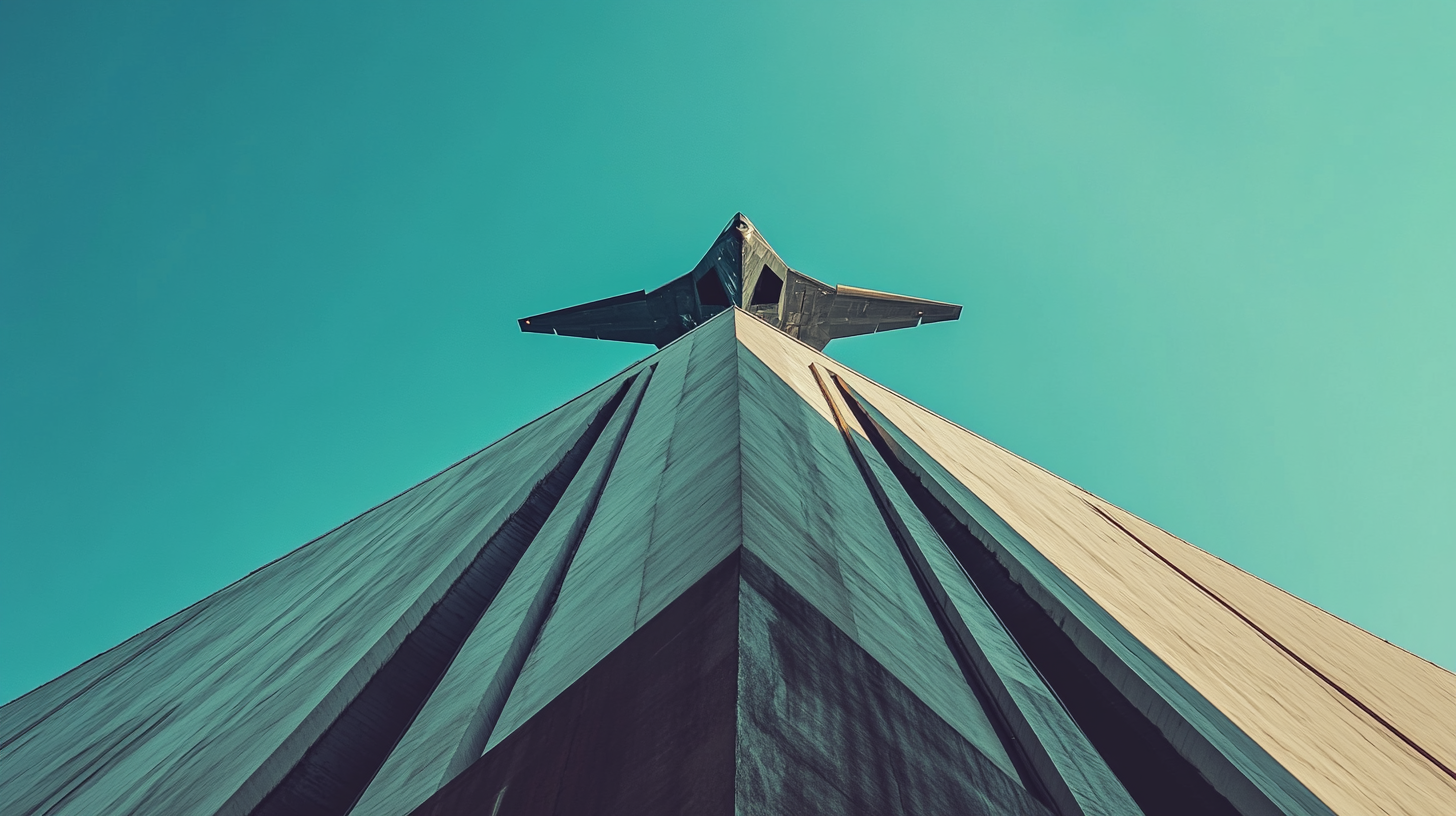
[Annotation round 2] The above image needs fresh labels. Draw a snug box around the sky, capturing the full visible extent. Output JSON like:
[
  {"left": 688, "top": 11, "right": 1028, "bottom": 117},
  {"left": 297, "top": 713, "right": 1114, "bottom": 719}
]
[{"left": 2, "top": 2, "right": 1453, "bottom": 704}]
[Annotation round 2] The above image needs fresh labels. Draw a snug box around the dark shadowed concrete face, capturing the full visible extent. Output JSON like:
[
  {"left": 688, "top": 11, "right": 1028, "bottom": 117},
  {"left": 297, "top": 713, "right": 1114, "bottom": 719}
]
[
  {"left": 409, "top": 550, "right": 1053, "bottom": 816},
  {"left": 517, "top": 214, "right": 962, "bottom": 350}
]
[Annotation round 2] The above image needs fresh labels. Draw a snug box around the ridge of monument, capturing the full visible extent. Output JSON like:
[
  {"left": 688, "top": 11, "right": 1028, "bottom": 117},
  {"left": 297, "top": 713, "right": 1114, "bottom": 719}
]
[
  {"left": 3, "top": 225, "right": 1454, "bottom": 816},
  {"left": 518, "top": 213, "right": 961, "bottom": 349}
]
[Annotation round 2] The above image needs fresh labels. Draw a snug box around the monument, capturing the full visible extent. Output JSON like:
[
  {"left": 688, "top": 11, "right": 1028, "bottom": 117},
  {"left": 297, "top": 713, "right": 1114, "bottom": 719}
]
[{"left": 2, "top": 216, "right": 1452, "bottom": 815}]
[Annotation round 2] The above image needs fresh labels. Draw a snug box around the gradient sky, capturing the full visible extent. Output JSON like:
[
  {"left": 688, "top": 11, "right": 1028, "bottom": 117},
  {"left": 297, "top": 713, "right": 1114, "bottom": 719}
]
[{"left": 3, "top": 2, "right": 1453, "bottom": 704}]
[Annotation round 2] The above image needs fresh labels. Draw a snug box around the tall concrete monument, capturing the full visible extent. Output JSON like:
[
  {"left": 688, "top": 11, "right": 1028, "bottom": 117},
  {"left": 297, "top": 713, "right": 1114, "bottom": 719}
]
[{"left": 3, "top": 216, "right": 1453, "bottom": 815}]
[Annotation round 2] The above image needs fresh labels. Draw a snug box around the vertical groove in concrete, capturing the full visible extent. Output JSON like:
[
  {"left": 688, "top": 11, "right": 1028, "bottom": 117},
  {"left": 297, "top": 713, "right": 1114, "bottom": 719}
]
[
  {"left": 839, "top": 381, "right": 1254, "bottom": 816},
  {"left": 812, "top": 364, "right": 1125, "bottom": 816},
  {"left": 441, "top": 366, "right": 656, "bottom": 779},
  {"left": 241, "top": 377, "right": 638, "bottom": 816}
]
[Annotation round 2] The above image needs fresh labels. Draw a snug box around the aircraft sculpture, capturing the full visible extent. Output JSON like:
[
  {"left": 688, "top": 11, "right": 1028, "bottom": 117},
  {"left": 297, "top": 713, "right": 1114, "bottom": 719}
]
[{"left": 519, "top": 213, "right": 961, "bottom": 350}]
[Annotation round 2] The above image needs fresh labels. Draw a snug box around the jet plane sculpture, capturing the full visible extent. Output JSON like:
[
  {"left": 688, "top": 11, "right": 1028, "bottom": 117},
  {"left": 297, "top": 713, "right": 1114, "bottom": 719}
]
[{"left": 519, "top": 213, "right": 961, "bottom": 350}]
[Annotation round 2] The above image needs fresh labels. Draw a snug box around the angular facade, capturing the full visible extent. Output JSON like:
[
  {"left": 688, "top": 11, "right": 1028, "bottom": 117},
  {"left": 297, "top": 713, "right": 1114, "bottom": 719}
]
[{"left": 3, "top": 310, "right": 1454, "bottom": 816}]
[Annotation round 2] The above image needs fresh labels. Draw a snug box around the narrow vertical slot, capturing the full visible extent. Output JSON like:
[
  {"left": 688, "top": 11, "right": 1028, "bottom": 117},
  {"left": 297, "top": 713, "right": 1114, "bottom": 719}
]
[
  {"left": 443, "top": 365, "right": 656, "bottom": 778},
  {"left": 807, "top": 365, "right": 1061, "bottom": 813},
  {"left": 832, "top": 376, "right": 1242, "bottom": 816},
  {"left": 245, "top": 376, "right": 640, "bottom": 816}
]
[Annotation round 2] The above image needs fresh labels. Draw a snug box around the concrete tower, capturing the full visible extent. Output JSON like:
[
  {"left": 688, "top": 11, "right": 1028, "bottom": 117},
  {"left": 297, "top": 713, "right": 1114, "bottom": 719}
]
[{"left": 2, "top": 219, "right": 1453, "bottom": 816}]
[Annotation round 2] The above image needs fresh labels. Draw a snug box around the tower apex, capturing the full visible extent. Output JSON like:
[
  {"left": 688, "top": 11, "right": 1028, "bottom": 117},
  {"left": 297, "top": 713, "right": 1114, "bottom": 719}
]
[{"left": 518, "top": 214, "right": 961, "bottom": 350}]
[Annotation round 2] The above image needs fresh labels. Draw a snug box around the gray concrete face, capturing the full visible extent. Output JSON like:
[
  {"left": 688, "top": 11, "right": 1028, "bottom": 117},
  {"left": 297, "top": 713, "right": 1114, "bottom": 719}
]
[{"left": 0, "top": 372, "right": 628, "bottom": 816}]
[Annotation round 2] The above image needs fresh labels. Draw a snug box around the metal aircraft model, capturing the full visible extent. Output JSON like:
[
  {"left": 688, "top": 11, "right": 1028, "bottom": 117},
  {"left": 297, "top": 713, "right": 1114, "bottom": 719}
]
[{"left": 519, "top": 213, "right": 961, "bottom": 350}]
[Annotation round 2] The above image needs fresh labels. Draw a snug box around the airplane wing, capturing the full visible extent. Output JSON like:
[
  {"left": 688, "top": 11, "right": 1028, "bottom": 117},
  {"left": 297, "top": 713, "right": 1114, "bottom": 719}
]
[
  {"left": 782, "top": 274, "right": 962, "bottom": 350},
  {"left": 518, "top": 291, "right": 660, "bottom": 345}
]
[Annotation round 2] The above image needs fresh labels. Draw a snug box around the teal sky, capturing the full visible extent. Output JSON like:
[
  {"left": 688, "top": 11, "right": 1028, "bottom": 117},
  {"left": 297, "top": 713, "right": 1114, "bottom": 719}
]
[{"left": 3, "top": 2, "right": 1453, "bottom": 704}]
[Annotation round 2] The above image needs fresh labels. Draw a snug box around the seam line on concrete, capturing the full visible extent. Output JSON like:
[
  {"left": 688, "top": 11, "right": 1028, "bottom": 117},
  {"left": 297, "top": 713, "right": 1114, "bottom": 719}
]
[{"left": 1084, "top": 500, "right": 1456, "bottom": 784}]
